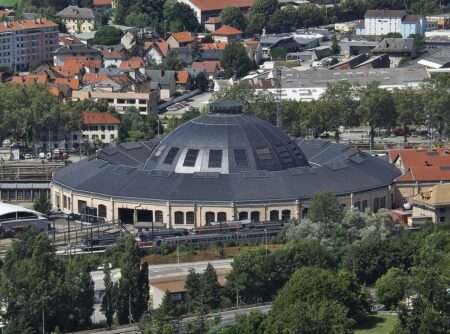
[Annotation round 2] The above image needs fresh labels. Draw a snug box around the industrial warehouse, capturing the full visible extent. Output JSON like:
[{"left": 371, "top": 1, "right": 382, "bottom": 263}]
[{"left": 51, "top": 100, "right": 401, "bottom": 228}]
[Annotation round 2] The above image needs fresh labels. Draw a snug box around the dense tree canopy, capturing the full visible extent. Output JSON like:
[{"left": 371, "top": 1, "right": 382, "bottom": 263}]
[
  {"left": 221, "top": 42, "right": 254, "bottom": 79},
  {"left": 94, "top": 26, "right": 123, "bottom": 45}
]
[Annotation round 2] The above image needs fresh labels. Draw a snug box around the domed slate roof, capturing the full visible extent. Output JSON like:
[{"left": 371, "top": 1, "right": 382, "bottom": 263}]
[{"left": 145, "top": 101, "right": 309, "bottom": 174}]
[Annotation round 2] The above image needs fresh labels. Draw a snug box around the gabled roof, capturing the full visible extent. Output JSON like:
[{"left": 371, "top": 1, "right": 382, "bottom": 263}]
[
  {"left": 10, "top": 74, "right": 48, "bottom": 85},
  {"left": 365, "top": 9, "right": 407, "bottom": 18},
  {"left": 169, "top": 32, "right": 194, "bottom": 44},
  {"left": 373, "top": 38, "right": 415, "bottom": 54},
  {"left": 93, "top": 0, "right": 112, "bottom": 6},
  {"left": 201, "top": 42, "right": 227, "bottom": 50},
  {"left": 54, "top": 43, "right": 101, "bottom": 56},
  {"left": 83, "top": 112, "right": 120, "bottom": 125},
  {"left": 119, "top": 57, "right": 145, "bottom": 71},
  {"left": 102, "top": 49, "right": 124, "bottom": 60},
  {"left": 213, "top": 25, "right": 242, "bottom": 36},
  {"left": 83, "top": 73, "right": 109, "bottom": 84},
  {"left": 55, "top": 78, "right": 80, "bottom": 90},
  {"left": 389, "top": 148, "right": 450, "bottom": 182},
  {"left": 56, "top": 6, "right": 95, "bottom": 20},
  {"left": 187, "top": 0, "right": 254, "bottom": 11},
  {"left": 192, "top": 61, "right": 222, "bottom": 74}
]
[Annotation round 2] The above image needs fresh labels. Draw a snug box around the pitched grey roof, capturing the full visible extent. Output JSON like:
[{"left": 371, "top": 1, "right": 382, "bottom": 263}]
[
  {"left": 54, "top": 44, "right": 101, "bottom": 56},
  {"left": 365, "top": 9, "right": 407, "bottom": 18},
  {"left": 373, "top": 38, "right": 415, "bottom": 53},
  {"left": 57, "top": 6, "right": 95, "bottom": 20}
]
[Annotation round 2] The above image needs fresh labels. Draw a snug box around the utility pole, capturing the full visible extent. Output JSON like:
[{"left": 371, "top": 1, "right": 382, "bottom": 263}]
[
  {"left": 42, "top": 307, "right": 45, "bottom": 334},
  {"left": 275, "top": 67, "right": 283, "bottom": 129}
]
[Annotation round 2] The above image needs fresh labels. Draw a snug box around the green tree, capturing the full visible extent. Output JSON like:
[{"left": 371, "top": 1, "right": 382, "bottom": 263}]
[
  {"left": 357, "top": 82, "right": 397, "bottom": 149},
  {"left": 384, "top": 32, "right": 403, "bottom": 38},
  {"left": 115, "top": 236, "right": 142, "bottom": 324},
  {"left": 307, "top": 192, "right": 344, "bottom": 238},
  {"left": 33, "top": 194, "right": 50, "bottom": 214},
  {"left": 393, "top": 88, "right": 424, "bottom": 142},
  {"left": 393, "top": 267, "right": 450, "bottom": 334},
  {"left": 202, "top": 263, "right": 221, "bottom": 311},
  {"left": 267, "top": 267, "right": 368, "bottom": 333},
  {"left": 331, "top": 34, "right": 341, "bottom": 54},
  {"left": 94, "top": 26, "right": 123, "bottom": 45},
  {"left": 185, "top": 268, "right": 203, "bottom": 313},
  {"left": 161, "top": 51, "right": 185, "bottom": 71},
  {"left": 375, "top": 268, "right": 409, "bottom": 309},
  {"left": 220, "top": 7, "right": 247, "bottom": 31},
  {"left": 163, "top": 1, "right": 199, "bottom": 32},
  {"left": 221, "top": 42, "right": 254, "bottom": 79},
  {"left": 101, "top": 266, "right": 116, "bottom": 328}
]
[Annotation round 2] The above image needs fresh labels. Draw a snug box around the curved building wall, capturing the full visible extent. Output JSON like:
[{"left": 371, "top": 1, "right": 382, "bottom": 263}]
[{"left": 51, "top": 183, "right": 392, "bottom": 227}]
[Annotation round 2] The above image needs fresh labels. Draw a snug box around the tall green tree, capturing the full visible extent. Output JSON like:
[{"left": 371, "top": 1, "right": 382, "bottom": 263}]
[
  {"left": 202, "top": 263, "right": 221, "bottom": 311},
  {"left": 185, "top": 268, "right": 203, "bottom": 313},
  {"left": 267, "top": 267, "right": 368, "bottom": 333},
  {"left": 221, "top": 42, "right": 254, "bottom": 79},
  {"left": 101, "top": 266, "right": 116, "bottom": 328},
  {"left": 393, "top": 88, "right": 424, "bottom": 142},
  {"left": 307, "top": 192, "right": 344, "bottom": 239},
  {"left": 375, "top": 268, "right": 409, "bottom": 309},
  {"left": 220, "top": 7, "right": 247, "bottom": 31},
  {"left": 357, "top": 82, "right": 396, "bottom": 149}
]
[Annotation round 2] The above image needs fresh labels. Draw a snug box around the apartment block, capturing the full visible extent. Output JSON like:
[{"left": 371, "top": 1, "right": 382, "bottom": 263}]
[{"left": 0, "top": 18, "right": 58, "bottom": 71}]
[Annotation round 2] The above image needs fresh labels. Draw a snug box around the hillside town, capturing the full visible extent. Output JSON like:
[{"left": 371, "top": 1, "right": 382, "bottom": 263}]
[{"left": 0, "top": 0, "right": 450, "bottom": 333}]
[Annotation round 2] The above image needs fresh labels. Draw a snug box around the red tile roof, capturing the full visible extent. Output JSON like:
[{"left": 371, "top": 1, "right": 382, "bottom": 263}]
[
  {"left": 213, "top": 25, "right": 242, "bottom": 36},
  {"left": 176, "top": 71, "right": 190, "bottom": 85},
  {"left": 93, "top": 0, "right": 112, "bottom": 6},
  {"left": 0, "top": 18, "right": 57, "bottom": 32},
  {"left": 56, "top": 57, "right": 102, "bottom": 77},
  {"left": 83, "top": 73, "right": 109, "bottom": 84},
  {"left": 102, "top": 49, "right": 124, "bottom": 59},
  {"left": 188, "top": 0, "right": 254, "bottom": 11},
  {"left": 192, "top": 61, "right": 222, "bottom": 74},
  {"left": 55, "top": 78, "right": 80, "bottom": 90},
  {"left": 389, "top": 148, "right": 450, "bottom": 182},
  {"left": 82, "top": 112, "right": 120, "bottom": 125},
  {"left": 201, "top": 42, "right": 227, "bottom": 50},
  {"left": 170, "top": 31, "right": 194, "bottom": 44},
  {"left": 119, "top": 57, "right": 145, "bottom": 70},
  {"left": 10, "top": 74, "right": 48, "bottom": 85}
]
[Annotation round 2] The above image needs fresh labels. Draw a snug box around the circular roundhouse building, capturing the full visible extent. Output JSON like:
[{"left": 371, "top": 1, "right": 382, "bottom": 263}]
[{"left": 51, "top": 101, "right": 400, "bottom": 228}]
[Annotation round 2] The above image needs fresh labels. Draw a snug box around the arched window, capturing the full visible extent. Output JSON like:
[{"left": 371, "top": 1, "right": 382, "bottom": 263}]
[
  {"left": 155, "top": 210, "right": 163, "bottom": 223},
  {"left": 205, "top": 212, "right": 215, "bottom": 225},
  {"left": 98, "top": 204, "right": 107, "bottom": 218},
  {"left": 238, "top": 211, "right": 248, "bottom": 221},
  {"left": 217, "top": 212, "right": 227, "bottom": 222},
  {"left": 251, "top": 211, "right": 260, "bottom": 222},
  {"left": 269, "top": 210, "right": 279, "bottom": 221},
  {"left": 186, "top": 211, "right": 195, "bottom": 225},
  {"left": 174, "top": 211, "right": 184, "bottom": 225},
  {"left": 282, "top": 209, "right": 291, "bottom": 221}
]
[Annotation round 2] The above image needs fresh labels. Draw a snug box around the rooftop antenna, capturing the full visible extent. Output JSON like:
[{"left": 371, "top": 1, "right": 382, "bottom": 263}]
[{"left": 275, "top": 67, "right": 282, "bottom": 129}]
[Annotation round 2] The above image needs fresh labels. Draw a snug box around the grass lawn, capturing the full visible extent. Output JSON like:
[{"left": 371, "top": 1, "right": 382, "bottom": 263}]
[
  {"left": 0, "top": 0, "right": 18, "bottom": 7},
  {"left": 355, "top": 313, "right": 398, "bottom": 334}
]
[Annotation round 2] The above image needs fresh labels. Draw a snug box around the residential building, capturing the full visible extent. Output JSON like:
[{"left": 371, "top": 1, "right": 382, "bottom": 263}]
[
  {"left": 102, "top": 49, "right": 124, "bottom": 68},
  {"left": 411, "top": 184, "right": 450, "bottom": 225},
  {"left": 56, "top": 6, "right": 96, "bottom": 34},
  {"left": 146, "top": 69, "right": 177, "bottom": 100},
  {"left": 166, "top": 31, "right": 194, "bottom": 49},
  {"left": 146, "top": 40, "right": 169, "bottom": 65},
  {"left": 212, "top": 25, "right": 242, "bottom": 43},
  {"left": 93, "top": 0, "right": 113, "bottom": 16},
  {"left": 119, "top": 57, "right": 146, "bottom": 74},
  {"left": 121, "top": 31, "right": 136, "bottom": 50},
  {"left": 53, "top": 43, "right": 102, "bottom": 66},
  {"left": 205, "top": 16, "right": 222, "bottom": 32},
  {"left": 357, "top": 10, "right": 426, "bottom": 38},
  {"left": 0, "top": 18, "right": 58, "bottom": 71},
  {"left": 72, "top": 89, "right": 159, "bottom": 114},
  {"left": 192, "top": 60, "right": 222, "bottom": 78},
  {"left": 177, "top": 0, "right": 254, "bottom": 23},
  {"left": 389, "top": 148, "right": 450, "bottom": 207},
  {"left": 176, "top": 70, "right": 191, "bottom": 90},
  {"left": 82, "top": 112, "right": 120, "bottom": 144}
]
